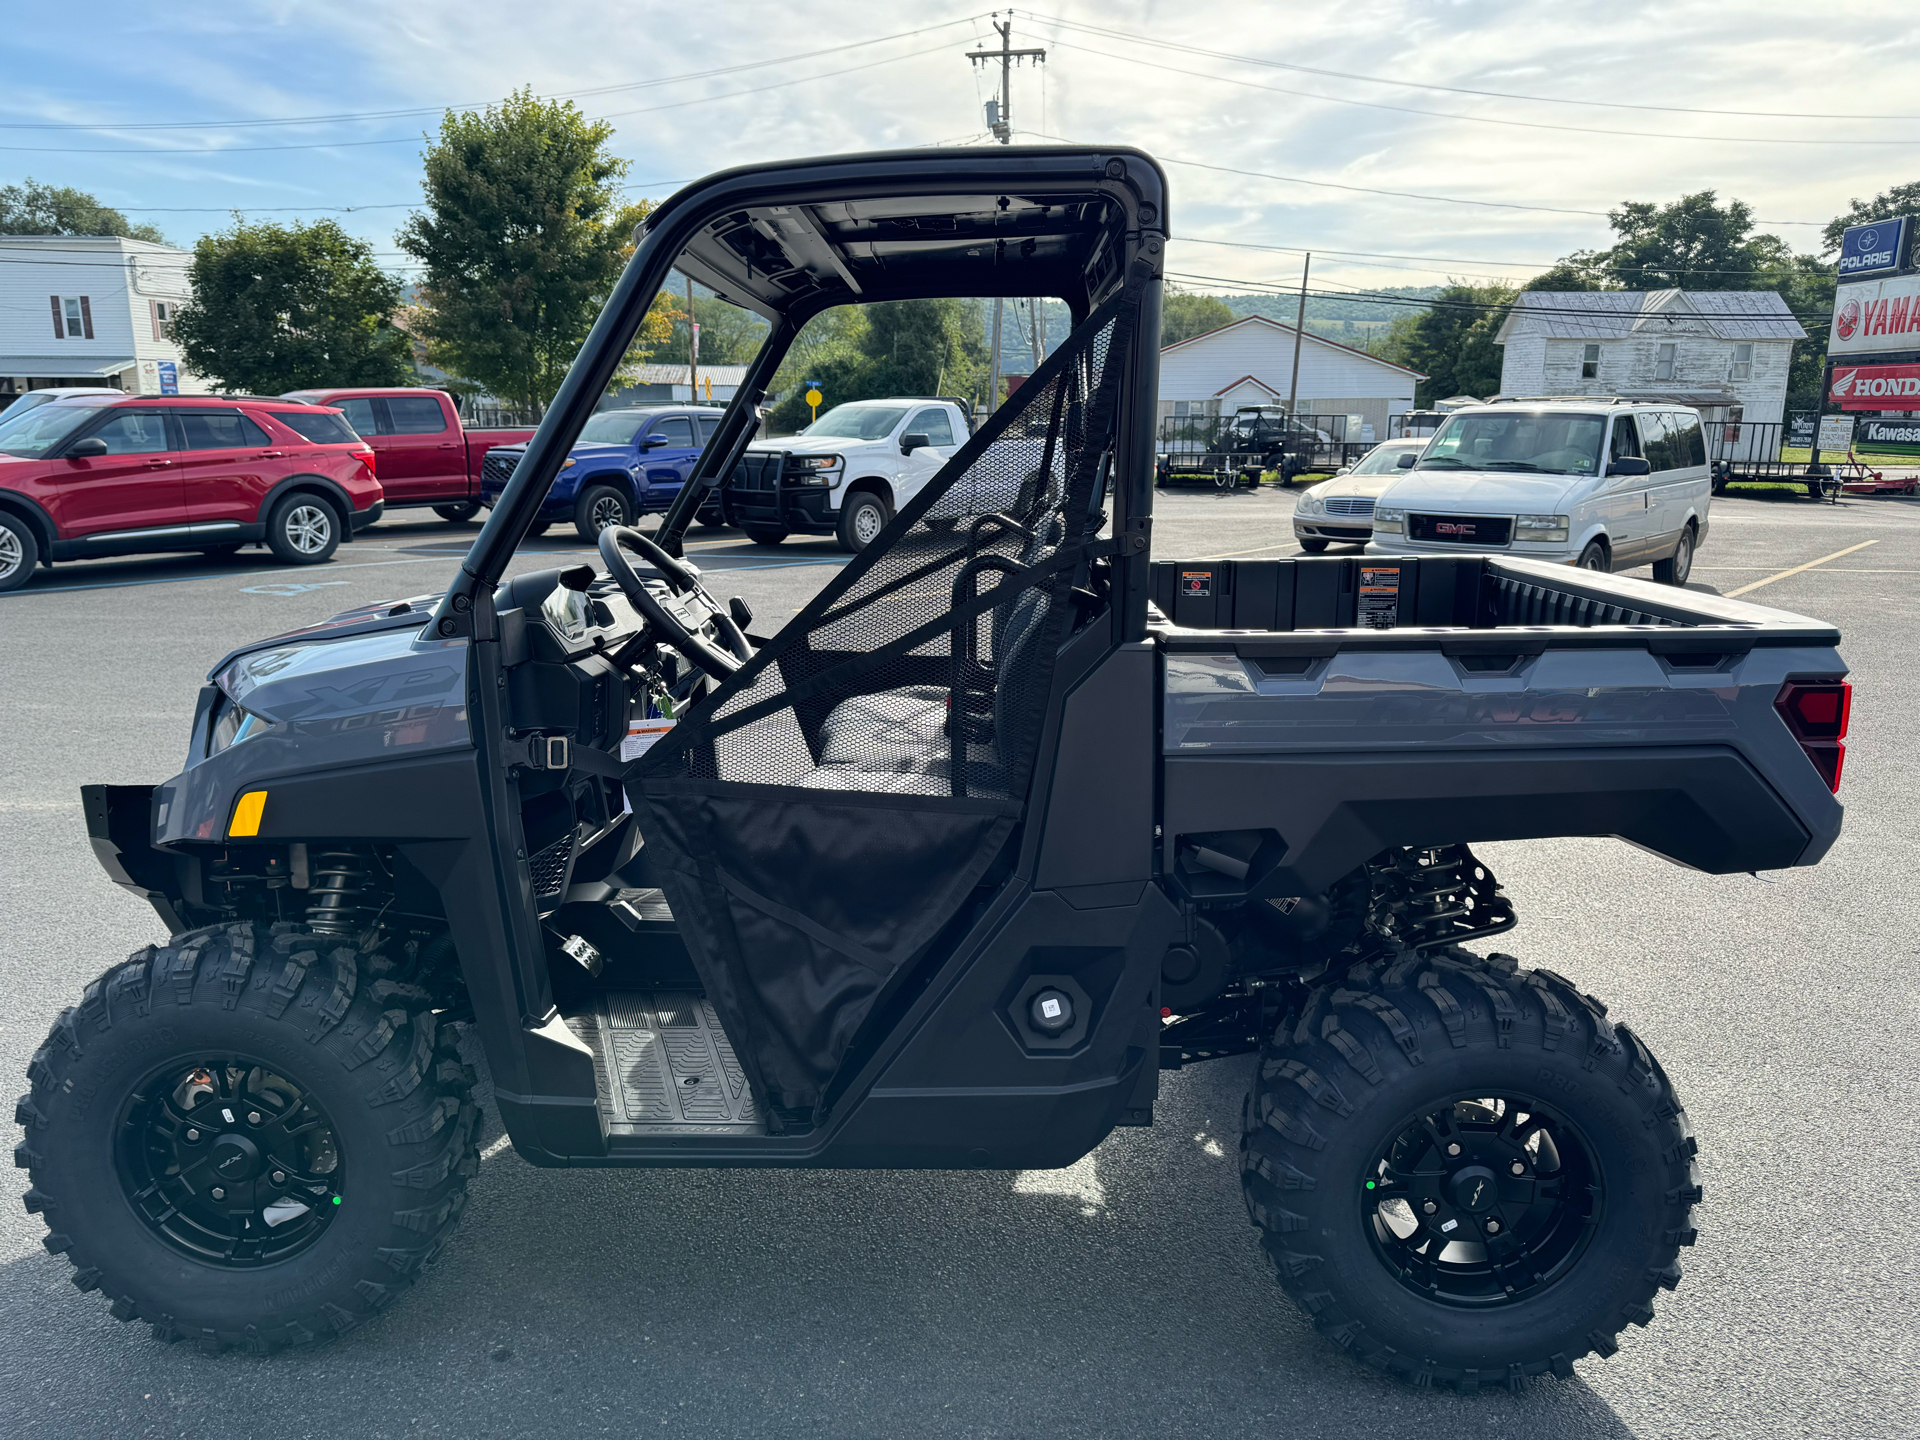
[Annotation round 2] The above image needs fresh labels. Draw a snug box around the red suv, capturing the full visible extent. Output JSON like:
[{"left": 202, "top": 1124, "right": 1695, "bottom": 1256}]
[{"left": 0, "top": 393, "right": 382, "bottom": 592}]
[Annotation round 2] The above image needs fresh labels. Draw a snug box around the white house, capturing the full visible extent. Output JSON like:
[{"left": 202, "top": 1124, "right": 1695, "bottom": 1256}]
[
  {"left": 1158, "top": 314, "right": 1423, "bottom": 441},
  {"left": 0, "top": 235, "right": 207, "bottom": 403},
  {"left": 1494, "top": 289, "right": 1806, "bottom": 433}
]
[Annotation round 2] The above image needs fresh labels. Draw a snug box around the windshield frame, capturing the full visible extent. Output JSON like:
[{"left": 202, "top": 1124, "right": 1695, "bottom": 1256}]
[
  {"left": 1415, "top": 409, "right": 1608, "bottom": 478},
  {"left": 800, "top": 403, "right": 910, "bottom": 441}
]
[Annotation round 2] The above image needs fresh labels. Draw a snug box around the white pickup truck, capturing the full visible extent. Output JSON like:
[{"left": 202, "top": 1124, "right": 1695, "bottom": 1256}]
[{"left": 721, "top": 397, "right": 971, "bottom": 552}]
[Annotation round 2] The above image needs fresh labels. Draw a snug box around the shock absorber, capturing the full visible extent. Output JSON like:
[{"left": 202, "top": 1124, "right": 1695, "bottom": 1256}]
[
  {"left": 307, "top": 850, "right": 375, "bottom": 937},
  {"left": 1368, "top": 845, "right": 1516, "bottom": 951}
]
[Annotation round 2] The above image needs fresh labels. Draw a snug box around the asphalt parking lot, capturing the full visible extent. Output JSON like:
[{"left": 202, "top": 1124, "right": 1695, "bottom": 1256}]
[{"left": 1, "top": 485, "right": 1915, "bottom": 1439}]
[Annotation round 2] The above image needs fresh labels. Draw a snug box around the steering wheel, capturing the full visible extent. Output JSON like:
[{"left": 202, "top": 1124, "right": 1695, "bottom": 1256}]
[{"left": 598, "top": 526, "right": 751, "bottom": 682}]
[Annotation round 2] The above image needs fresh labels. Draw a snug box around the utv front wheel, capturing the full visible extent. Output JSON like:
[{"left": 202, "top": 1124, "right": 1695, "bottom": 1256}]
[
  {"left": 1241, "top": 950, "right": 1699, "bottom": 1391},
  {"left": 17, "top": 923, "right": 480, "bottom": 1353}
]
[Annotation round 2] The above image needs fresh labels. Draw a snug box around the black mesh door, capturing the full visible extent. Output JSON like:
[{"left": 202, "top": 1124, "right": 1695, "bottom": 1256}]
[{"left": 629, "top": 287, "right": 1140, "bottom": 1121}]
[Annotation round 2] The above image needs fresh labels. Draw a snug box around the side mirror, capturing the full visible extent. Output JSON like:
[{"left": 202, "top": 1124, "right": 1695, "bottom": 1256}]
[
  {"left": 1607, "top": 457, "right": 1650, "bottom": 476},
  {"left": 901, "top": 432, "right": 931, "bottom": 455},
  {"left": 66, "top": 437, "right": 109, "bottom": 458},
  {"left": 640, "top": 433, "right": 668, "bottom": 450},
  {"left": 1396, "top": 452, "right": 1417, "bottom": 468}
]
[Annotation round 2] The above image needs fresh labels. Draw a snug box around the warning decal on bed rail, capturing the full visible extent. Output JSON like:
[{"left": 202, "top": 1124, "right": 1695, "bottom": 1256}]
[{"left": 1358, "top": 565, "right": 1402, "bottom": 629}]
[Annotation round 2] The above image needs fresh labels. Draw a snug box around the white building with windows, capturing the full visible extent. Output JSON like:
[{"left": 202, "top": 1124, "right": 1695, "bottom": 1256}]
[
  {"left": 1494, "top": 289, "right": 1805, "bottom": 429},
  {"left": 0, "top": 235, "right": 207, "bottom": 403},
  {"left": 1158, "top": 314, "right": 1423, "bottom": 441}
]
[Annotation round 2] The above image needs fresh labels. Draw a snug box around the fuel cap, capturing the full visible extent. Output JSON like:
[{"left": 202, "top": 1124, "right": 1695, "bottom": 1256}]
[{"left": 1030, "top": 989, "right": 1074, "bottom": 1035}]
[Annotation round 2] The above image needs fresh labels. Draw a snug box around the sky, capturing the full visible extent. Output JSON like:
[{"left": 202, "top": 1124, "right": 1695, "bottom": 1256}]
[{"left": 1, "top": 0, "right": 1915, "bottom": 302}]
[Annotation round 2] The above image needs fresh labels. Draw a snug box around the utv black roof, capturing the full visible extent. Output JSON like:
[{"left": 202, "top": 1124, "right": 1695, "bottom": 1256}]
[{"left": 656, "top": 145, "right": 1164, "bottom": 325}]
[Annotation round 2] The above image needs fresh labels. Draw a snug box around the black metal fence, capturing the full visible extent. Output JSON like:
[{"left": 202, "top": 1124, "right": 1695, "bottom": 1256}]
[
  {"left": 1156, "top": 411, "right": 1375, "bottom": 478},
  {"left": 1707, "top": 421, "right": 1799, "bottom": 480}
]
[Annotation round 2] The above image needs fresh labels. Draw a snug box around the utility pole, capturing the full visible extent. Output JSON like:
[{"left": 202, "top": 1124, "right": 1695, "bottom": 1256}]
[
  {"left": 968, "top": 14, "right": 1045, "bottom": 144},
  {"left": 686, "top": 274, "right": 699, "bottom": 403},
  {"left": 1286, "top": 252, "right": 1312, "bottom": 420},
  {"left": 969, "top": 14, "right": 1045, "bottom": 408}
]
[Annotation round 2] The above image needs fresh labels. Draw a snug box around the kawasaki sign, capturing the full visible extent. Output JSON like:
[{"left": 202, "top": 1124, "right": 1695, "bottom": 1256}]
[{"left": 1828, "top": 362, "right": 1919, "bottom": 411}]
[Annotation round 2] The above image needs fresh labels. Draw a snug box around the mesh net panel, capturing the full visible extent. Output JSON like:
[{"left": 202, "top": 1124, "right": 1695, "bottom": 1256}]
[
  {"left": 642, "top": 295, "right": 1132, "bottom": 803},
  {"left": 628, "top": 285, "right": 1139, "bottom": 1122}
]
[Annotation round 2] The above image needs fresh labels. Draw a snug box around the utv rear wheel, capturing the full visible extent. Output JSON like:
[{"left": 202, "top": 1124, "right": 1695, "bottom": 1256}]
[
  {"left": 265, "top": 495, "right": 340, "bottom": 564},
  {"left": 1240, "top": 949, "right": 1699, "bottom": 1391},
  {"left": 16, "top": 923, "right": 480, "bottom": 1353}
]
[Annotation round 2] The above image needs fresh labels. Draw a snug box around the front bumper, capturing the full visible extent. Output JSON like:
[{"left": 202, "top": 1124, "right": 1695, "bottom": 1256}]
[
  {"left": 1367, "top": 535, "right": 1579, "bottom": 564},
  {"left": 1293, "top": 518, "right": 1372, "bottom": 543},
  {"left": 726, "top": 484, "right": 836, "bottom": 533}
]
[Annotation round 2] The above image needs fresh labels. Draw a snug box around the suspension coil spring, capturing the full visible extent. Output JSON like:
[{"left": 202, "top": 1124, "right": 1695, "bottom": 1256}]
[
  {"left": 1368, "top": 844, "right": 1515, "bottom": 952},
  {"left": 1397, "top": 846, "right": 1474, "bottom": 946},
  {"left": 307, "top": 850, "right": 375, "bottom": 937}
]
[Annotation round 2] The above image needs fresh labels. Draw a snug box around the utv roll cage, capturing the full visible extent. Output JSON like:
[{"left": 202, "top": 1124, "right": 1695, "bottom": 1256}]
[{"left": 421, "top": 147, "right": 1168, "bottom": 1161}]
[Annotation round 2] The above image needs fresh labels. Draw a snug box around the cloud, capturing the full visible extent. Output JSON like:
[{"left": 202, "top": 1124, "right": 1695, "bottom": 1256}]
[{"left": 0, "top": 0, "right": 1912, "bottom": 292}]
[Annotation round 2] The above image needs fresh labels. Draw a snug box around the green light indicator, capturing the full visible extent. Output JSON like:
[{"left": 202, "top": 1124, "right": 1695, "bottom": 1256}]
[
  {"left": 331, "top": 1196, "right": 342, "bottom": 1205},
  {"left": 1365, "top": 1180, "right": 1377, "bottom": 1190}
]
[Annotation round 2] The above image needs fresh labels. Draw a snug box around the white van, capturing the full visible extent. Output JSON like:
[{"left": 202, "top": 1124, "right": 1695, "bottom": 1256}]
[{"left": 1366, "top": 399, "right": 1711, "bottom": 585}]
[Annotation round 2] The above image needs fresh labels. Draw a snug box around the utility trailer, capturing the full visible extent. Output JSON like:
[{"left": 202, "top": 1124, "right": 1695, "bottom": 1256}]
[{"left": 22, "top": 145, "right": 1852, "bottom": 1393}]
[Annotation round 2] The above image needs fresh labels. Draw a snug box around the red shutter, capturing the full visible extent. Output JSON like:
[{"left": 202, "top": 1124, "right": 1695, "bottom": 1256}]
[
  {"left": 79, "top": 296, "right": 94, "bottom": 339},
  {"left": 50, "top": 296, "right": 64, "bottom": 339},
  {"left": 151, "top": 300, "right": 161, "bottom": 341}
]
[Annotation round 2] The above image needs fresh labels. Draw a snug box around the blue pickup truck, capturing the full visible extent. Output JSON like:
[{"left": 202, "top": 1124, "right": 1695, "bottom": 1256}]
[{"left": 479, "top": 405, "right": 725, "bottom": 541}]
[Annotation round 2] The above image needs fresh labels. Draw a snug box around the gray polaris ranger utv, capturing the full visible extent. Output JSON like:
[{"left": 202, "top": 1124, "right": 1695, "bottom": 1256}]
[{"left": 21, "top": 147, "right": 1853, "bottom": 1389}]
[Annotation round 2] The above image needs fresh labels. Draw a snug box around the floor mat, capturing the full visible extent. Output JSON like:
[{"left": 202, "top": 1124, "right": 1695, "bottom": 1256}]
[{"left": 579, "top": 991, "right": 763, "bottom": 1136}]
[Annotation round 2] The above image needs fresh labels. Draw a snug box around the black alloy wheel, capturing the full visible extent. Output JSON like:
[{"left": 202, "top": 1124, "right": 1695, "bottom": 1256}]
[
  {"left": 116, "top": 1056, "right": 344, "bottom": 1267},
  {"left": 1363, "top": 1093, "right": 1600, "bottom": 1308}
]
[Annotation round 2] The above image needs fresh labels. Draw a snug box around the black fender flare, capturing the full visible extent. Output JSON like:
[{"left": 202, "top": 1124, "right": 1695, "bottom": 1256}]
[
  {"left": 261, "top": 474, "right": 360, "bottom": 542},
  {"left": 0, "top": 488, "right": 58, "bottom": 552}
]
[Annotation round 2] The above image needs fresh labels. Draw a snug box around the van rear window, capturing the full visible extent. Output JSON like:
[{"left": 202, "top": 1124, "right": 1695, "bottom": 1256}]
[{"left": 268, "top": 410, "right": 360, "bottom": 445}]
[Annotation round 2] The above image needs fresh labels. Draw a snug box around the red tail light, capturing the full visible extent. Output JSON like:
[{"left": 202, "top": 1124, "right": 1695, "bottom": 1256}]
[
  {"left": 353, "top": 447, "right": 377, "bottom": 478},
  {"left": 1774, "top": 679, "right": 1851, "bottom": 793}
]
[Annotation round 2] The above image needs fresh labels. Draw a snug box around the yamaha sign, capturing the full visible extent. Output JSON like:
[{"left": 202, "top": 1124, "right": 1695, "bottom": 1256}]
[{"left": 1837, "top": 216, "right": 1912, "bottom": 280}]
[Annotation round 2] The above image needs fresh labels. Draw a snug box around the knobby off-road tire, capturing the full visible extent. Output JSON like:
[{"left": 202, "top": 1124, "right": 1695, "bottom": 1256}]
[
  {"left": 16, "top": 922, "right": 480, "bottom": 1353},
  {"left": 1240, "top": 948, "right": 1699, "bottom": 1392}
]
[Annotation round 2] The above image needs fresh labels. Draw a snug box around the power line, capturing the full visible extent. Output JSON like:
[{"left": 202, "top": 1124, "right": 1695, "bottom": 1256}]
[
  {"left": 1045, "top": 36, "right": 1921, "bottom": 147},
  {"left": 0, "top": 17, "right": 988, "bottom": 132},
  {"left": 1175, "top": 235, "right": 1845, "bottom": 281},
  {"left": 1022, "top": 9, "right": 1918, "bottom": 121},
  {"left": 1018, "top": 130, "right": 1828, "bottom": 226},
  {"left": 105, "top": 180, "right": 697, "bottom": 214}
]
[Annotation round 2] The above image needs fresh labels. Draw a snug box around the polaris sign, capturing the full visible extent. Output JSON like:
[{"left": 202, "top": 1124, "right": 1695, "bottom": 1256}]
[{"left": 1836, "top": 217, "right": 1912, "bottom": 280}]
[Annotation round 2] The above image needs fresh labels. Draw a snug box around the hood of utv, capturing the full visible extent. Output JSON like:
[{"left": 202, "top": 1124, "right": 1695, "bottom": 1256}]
[{"left": 155, "top": 603, "right": 472, "bottom": 847}]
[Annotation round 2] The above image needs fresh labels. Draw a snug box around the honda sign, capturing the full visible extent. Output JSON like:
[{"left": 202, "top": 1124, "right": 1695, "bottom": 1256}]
[{"left": 1828, "top": 362, "right": 1919, "bottom": 411}]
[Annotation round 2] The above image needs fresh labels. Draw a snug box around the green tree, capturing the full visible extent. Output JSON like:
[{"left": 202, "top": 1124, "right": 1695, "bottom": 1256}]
[
  {"left": 0, "top": 178, "right": 167, "bottom": 243},
  {"left": 169, "top": 217, "right": 413, "bottom": 393},
  {"left": 765, "top": 298, "right": 987, "bottom": 432},
  {"left": 650, "top": 293, "right": 770, "bottom": 368},
  {"left": 1161, "top": 289, "right": 1235, "bottom": 345},
  {"left": 397, "top": 90, "right": 673, "bottom": 410},
  {"left": 1391, "top": 283, "right": 1515, "bottom": 406},
  {"left": 1821, "top": 182, "right": 1919, "bottom": 261}
]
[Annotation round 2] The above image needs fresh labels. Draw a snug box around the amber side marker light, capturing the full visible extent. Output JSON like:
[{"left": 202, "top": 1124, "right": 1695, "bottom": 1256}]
[
  {"left": 1774, "top": 680, "right": 1851, "bottom": 793},
  {"left": 228, "top": 790, "right": 268, "bottom": 838}
]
